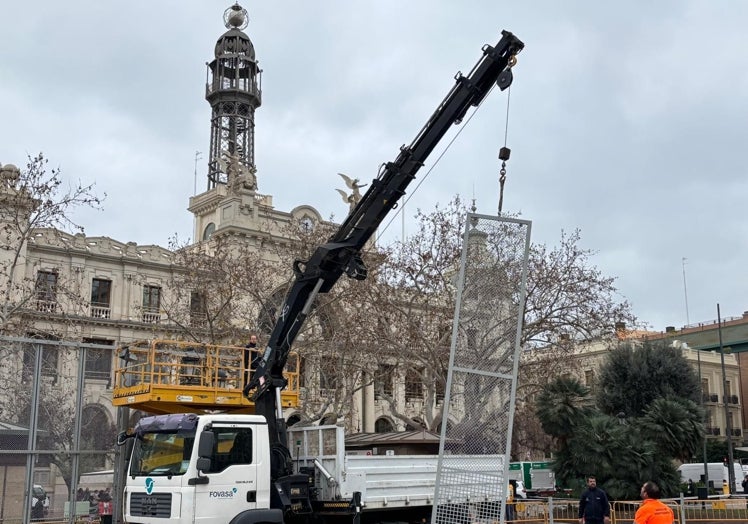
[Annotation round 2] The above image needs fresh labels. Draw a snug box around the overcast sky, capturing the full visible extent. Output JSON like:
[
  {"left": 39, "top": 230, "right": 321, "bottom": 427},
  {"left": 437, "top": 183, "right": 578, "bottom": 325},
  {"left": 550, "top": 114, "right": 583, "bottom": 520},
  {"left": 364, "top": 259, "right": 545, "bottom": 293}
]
[{"left": 2, "top": 2, "right": 747, "bottom": 331}]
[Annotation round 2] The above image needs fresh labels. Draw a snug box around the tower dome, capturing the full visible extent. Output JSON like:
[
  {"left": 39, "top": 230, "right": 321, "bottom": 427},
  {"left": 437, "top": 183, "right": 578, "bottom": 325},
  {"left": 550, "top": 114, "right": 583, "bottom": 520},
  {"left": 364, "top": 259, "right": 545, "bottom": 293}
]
[
  {"left": 205, "top": 3, "right": 263, "bottom": 190},
  {"left": 214, "top": 28, "right": 256, "bottom": 61}
]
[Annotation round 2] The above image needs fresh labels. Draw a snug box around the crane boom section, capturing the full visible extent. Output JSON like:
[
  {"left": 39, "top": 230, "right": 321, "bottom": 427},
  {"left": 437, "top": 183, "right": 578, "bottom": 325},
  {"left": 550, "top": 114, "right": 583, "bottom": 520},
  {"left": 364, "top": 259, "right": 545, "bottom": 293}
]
[{"left": 245, "top": 31, "right": 524, "bottom": 468}]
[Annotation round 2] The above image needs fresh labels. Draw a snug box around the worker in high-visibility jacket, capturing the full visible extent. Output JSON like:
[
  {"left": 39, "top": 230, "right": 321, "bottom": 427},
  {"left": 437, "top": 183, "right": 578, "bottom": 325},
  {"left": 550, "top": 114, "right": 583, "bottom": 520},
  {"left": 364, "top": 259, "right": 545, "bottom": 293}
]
[{"left": 634, "top": 481, "right": 673, "bottom": 524}]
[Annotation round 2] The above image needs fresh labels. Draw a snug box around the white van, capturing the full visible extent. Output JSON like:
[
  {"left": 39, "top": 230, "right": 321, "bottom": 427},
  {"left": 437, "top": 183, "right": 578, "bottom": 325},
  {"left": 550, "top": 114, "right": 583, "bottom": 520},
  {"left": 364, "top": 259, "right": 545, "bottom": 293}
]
[{"left": 678, "top": 462, "right": 744, "bottom": 492}]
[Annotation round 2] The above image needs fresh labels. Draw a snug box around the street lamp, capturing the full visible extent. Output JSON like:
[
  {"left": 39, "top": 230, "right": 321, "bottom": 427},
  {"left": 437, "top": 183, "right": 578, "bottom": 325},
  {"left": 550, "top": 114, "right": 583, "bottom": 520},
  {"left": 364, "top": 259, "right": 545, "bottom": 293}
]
[
  {"left": 717, "top": 304, "right": 736, "bottom": 493},
  {"left": 673, "top": 340, "right": 709, "bottom": 487}
]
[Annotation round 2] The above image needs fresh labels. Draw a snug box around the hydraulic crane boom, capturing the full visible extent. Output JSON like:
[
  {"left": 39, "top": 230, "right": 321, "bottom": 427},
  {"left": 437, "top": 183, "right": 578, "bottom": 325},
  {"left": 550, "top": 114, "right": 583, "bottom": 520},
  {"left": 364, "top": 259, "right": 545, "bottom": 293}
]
[{"left": 244, "top": 30, "right": 524, "bottom": 480}]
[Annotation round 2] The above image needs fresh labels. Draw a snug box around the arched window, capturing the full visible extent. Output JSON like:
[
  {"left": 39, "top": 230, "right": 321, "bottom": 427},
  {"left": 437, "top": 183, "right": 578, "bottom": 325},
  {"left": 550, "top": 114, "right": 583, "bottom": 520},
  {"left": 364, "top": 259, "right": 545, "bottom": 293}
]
[
  {"left": 287, "top": 414, "right": 301, "bottom": 427},
  {"left": 80, "top": 405, "right": 115, "bottom": 471},
  {"left": 375, "top": 417, "right": 394, "bottom": 433},
  {"left": 203, "top": 222, "right": 216, "bottom": 240}
]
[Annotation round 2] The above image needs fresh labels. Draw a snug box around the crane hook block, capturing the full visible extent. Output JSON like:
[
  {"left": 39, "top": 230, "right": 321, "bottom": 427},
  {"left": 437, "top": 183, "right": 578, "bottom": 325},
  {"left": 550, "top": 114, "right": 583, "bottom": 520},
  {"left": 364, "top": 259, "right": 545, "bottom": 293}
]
[{"left": 499, "top": 147, "right": 511, "bottom": 161}]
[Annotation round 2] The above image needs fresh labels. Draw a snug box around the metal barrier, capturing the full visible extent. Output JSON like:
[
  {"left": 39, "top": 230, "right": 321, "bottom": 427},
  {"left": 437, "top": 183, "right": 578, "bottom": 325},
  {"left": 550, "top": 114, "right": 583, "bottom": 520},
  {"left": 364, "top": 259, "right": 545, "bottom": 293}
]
[
  {"left": 503, "top": 497, "right": 748, "bottom": 524},
  {"left": 674, "top": 496, "right": 748, "bottom": 523},
  {"left": 611, "top": 500, "right": 650, "bottom": 524},
  {"left": 512, "top": 500, "right": 550, "bottom": 523},
  {"left": 613, "top": 497, "right": 748, "bottom": 523},
  {"left": 547, "top": 498, "right": 582, "bottom": 523}
]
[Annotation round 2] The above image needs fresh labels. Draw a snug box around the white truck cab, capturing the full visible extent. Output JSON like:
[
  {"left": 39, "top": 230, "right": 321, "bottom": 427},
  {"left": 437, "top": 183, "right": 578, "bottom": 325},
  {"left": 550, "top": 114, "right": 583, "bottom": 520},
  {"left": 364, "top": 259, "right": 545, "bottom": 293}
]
[{"left": 122, "top": 413, "right": 281, "bottom": 524}]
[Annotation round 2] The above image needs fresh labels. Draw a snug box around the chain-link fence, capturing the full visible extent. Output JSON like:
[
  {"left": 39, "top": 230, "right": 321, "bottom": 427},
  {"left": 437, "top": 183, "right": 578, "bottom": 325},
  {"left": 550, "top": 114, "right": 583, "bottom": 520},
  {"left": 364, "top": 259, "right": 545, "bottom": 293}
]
[
  {"left": 432, "top": 213, "right": 531, "bottom": 524},
  {"left": 0, "top": 336, "right": 124, "bottom": 524}
]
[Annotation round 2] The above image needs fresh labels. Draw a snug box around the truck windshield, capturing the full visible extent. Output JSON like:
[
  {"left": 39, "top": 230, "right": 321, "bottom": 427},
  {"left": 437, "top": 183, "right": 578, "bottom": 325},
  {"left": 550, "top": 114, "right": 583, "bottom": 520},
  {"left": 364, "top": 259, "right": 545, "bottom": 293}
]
[{"left": 130, "top": 431, "right": 196, "bottom": 476}]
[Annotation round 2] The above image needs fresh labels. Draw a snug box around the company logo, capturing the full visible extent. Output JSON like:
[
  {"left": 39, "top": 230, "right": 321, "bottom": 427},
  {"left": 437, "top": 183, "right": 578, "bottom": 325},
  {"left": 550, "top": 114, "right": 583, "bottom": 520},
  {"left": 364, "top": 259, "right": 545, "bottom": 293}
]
[
  {"left": 145, "top": 477, "right": 155, "bottom": 495},
  {"left": 209, "top": 488, "right": 238, "bottom": 499}
]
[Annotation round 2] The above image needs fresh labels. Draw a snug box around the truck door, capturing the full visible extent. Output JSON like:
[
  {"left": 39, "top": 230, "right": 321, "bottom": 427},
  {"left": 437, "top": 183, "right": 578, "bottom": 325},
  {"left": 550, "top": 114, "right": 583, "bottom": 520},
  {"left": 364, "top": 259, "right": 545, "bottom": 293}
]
[{"left": 194, "top": 425, "right": 259, "bottom": 521}]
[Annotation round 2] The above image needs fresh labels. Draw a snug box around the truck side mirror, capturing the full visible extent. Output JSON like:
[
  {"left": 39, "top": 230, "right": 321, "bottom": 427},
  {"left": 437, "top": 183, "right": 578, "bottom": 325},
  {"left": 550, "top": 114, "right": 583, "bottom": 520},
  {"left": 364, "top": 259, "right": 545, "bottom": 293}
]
[
  {"left": 197, "top": 431, "right": 215, "bottom": 473},
  {"left": 198, "top": 431, "right": 214, "bottom": 457}
]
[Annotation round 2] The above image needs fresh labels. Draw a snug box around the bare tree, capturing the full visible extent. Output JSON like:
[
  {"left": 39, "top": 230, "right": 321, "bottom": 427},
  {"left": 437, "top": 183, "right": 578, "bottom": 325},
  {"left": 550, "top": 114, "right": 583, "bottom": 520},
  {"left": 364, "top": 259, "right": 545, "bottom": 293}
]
[
  {"left": 156, "top": 216, "right": 381, "bottom": 429},
  {"left": 0, "top": 154, "right": 103, "bottom": 333},
  {"left": 361, "top": 196, "right": 634, "bottom": 448},
  {"left": 361, "top": 198, "right": 465, "bottom": 431},
  {"left": 157, "top": 234, "right": 280, "bottom": 343},
  {"left": 260, "top": 218, "right": 383, "bottom": 427},
  {"left": 149, "top": 194, "right": 632, "bottom": 444}
]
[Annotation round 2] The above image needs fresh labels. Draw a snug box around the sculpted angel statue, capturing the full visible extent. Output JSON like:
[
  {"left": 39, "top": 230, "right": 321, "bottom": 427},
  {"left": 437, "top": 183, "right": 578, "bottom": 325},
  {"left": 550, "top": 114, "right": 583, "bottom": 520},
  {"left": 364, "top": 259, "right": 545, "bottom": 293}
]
[{"left": 336, "top": 173, "right": 367, "bottom": 211}]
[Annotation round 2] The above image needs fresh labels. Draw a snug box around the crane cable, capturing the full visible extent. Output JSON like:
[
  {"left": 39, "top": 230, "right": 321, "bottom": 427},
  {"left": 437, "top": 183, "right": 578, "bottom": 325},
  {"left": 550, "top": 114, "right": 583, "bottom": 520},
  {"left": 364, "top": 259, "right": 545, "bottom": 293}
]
[
  {"left": 497, "top": 57, "right": 516, "bottom": 216},
  {"left": 376, "top": 81, "right": 501, "bottom": 244}
]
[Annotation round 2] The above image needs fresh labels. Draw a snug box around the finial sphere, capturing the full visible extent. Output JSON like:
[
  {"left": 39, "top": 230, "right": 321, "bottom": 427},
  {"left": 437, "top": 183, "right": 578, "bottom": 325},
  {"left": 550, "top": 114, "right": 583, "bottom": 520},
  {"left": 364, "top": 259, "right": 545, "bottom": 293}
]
[{"left": 224, "top": 4, "right": 249, "bottom": 30}]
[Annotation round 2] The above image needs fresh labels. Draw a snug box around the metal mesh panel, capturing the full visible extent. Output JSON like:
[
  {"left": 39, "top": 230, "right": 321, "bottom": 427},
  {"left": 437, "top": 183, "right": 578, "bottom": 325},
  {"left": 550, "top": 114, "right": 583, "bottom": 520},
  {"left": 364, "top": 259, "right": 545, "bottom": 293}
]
[
  {"left": 433, "top": 214, "right": 531, "bottom": 524},
  {"left": 0, "top": 336, "right": 118, "bottom": 524}
]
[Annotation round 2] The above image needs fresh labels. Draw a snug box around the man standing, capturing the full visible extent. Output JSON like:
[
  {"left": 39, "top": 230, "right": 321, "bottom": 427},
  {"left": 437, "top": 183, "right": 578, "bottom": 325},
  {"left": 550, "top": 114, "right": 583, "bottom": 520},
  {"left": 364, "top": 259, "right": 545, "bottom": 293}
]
[
  {"left": 634, "top": 481, "right": 674, "bottom": 524},
  {"left": 30, "top": 496, "right": 44, "bottom": 521},
  {"left": 506, "top": 480, "right": 516, "bottom": 522},
  {"left": 243, "top": 334, "right": 259, "bottom": 388},
  {"left": 578, "top": 476, "right": 610, "bottom": 524}
]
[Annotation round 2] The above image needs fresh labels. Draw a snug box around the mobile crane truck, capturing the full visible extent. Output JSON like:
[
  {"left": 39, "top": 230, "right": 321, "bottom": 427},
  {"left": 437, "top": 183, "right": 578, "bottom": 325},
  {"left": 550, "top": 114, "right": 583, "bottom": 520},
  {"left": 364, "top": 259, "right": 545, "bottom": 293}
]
[{"left": 118, "top": 29, "right": 524, "bottom": 524}]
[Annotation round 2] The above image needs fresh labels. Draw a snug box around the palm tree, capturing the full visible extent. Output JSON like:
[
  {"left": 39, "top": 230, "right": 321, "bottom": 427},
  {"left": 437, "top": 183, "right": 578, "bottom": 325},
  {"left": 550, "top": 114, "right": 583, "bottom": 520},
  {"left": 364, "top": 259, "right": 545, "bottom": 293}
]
[
  {"left": 637, "top": 396, "right": 704, "bottom": 462},
  {"left": 535, "top": 376, "right": 592, "bottom": 445}
]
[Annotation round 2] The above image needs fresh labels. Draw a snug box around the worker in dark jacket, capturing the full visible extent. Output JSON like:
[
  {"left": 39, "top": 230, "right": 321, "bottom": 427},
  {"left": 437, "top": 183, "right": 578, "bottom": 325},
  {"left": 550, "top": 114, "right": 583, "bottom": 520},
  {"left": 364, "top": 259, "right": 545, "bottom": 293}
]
[
  {"left": 578, "top": 476, "right": 611, "bottom": 524},
  {"left": 243, "top": 334, "right": 259, "bottom": 388}
]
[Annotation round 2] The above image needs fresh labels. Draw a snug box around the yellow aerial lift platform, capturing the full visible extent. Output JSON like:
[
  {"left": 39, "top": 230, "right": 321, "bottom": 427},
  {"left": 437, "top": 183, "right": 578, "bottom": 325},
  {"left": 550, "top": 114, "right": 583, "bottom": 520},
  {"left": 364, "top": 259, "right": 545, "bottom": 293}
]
[{"left": 112, "top": 339, "right": 299, "bottom": 414}]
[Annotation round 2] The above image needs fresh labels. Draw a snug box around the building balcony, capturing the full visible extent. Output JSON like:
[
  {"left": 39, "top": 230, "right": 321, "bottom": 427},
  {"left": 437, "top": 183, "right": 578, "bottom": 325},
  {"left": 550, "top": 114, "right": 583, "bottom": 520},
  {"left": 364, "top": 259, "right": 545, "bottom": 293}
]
[
  {"left": 35, "top": 300, "right": 57, "bottom": 313},
  {"left": 142, "top": 309, "right": 161, "bottom": 323},
  {"left": 89, "top": 303, "right": 111, "bottom": 319}
]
